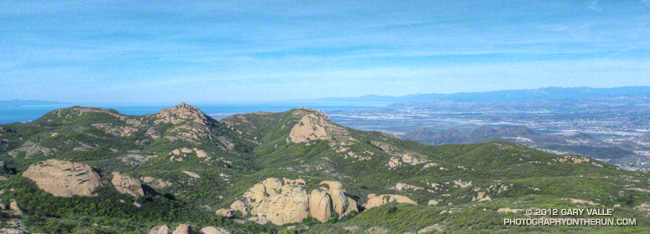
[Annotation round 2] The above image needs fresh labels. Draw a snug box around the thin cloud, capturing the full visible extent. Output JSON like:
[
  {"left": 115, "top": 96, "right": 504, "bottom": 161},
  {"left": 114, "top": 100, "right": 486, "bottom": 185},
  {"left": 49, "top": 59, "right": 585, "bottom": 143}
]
[{"left": 589, "top": 0, "right": 603, "bottom": 11}]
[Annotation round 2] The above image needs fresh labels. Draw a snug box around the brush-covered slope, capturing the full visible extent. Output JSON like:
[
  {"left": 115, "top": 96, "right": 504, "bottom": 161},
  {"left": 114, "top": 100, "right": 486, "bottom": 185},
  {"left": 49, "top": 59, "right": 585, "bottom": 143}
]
[
  {"left": 0, "top": 103, "right": 649, "bottom": 233},
  {"left": 402, "top": 126, "right": 648, "bottom": 170}
]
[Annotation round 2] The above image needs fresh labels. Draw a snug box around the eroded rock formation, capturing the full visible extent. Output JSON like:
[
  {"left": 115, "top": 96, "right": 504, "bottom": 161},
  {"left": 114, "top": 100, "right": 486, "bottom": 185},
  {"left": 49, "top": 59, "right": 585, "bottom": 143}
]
[
  {"left": 149, "top": 225, "right": 172, "bottom": 234},
  {"left": 152, "top": 102, "right": 214, "bottom": 143},
  {"left": 217, "top": 178, "right": 359, "bottom": 225},
  {"left": 365, "top": 194, "right": 417, "bottom": 209},
  {"left": 289, "top": 108, "right": 350, "bottom": 145},
  {"left": 111, "top": 172, "right": 144, "bottom": 197},
  {"left": 22, "top": 159, "right": 102, "bottom": 197}
]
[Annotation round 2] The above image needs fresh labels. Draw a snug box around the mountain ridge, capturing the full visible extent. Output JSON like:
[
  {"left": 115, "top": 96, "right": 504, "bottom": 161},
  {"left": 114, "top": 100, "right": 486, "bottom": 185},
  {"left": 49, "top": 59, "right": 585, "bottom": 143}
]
[{"left": 0, "top": 103, "right": 649, "bottom": 233}]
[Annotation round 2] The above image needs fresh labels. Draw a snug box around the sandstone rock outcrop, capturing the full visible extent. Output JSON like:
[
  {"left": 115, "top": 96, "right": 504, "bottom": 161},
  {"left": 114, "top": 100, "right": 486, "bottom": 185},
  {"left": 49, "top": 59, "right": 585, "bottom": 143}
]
[
  {"left": 309, "top": 188, "right": 332, "bottom": 222},
  {"left": 289, "top": 109, "right": 349, "bottom": 144},
  {"left": 215, "top": 208, "right": 233, "bottom": 217},
  {"left": 319, "top": 181, "right": 349, "bottom": 216},
  {"left": 22, "top": 159, "right": 102, "bottom": 197},
  {"left": 249, "top": 179, "right": 309, "bottom": 225},
  {"left": 8, "top": 141, "right": 52, "bottom": 158},
  {"left": 141, "top": 176, "right": 173, "bottom": 189},
  {"left": 154, "top": 102, "right": 212, "bottom": 126},
  {"left": 365, "top": 194, "right": 417, "bottom": 209},
  {"left": 181, "top": 171, "right": 201, "bottom": 178},
  {"left": 152, "top": 102, "right": 214, "bottom": 143},
  {"left": 199, "top": 226, "right": 231, "bottom": 234},
  {"left": 111, "top": 172, "right": 144, "bottom": 197},
  {"left": 171, "top": 224, "right": 192, "bottom": 234},
  {"left": 149, "top": 225, "right": 172, "bottom": 234},
  {"left": 217, "top": 178, "right": 359, "bottom": 225}
]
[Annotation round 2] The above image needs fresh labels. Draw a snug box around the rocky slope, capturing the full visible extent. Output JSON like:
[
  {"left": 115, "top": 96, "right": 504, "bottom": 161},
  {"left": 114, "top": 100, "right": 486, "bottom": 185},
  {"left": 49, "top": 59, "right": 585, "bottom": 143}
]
[{"left": 0, "top": 103, "right": 649, "bottom": 233}]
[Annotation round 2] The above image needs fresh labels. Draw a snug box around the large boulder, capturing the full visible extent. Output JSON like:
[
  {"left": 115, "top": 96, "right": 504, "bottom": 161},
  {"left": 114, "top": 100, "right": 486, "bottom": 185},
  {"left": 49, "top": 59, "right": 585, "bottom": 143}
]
[
  {"left": 22, "top": 159, "right": 102, "bottom": 197},
  {"left": 345, "top": 197, "right": 359, "bottom": 215},
  {"left": 172, "top": 224, "right": 192, "bottom": 234},
  {"left": 199, "top": 226, "right": 231, "bottom": 234},
  {"left": 111, "top": 172, "right": 144, "bottom": 197},
  {"left": 149, "top": 225, "right": 172, "bottom": 234},
  {"left": 309, "top": 188, "right": 332, "bottom": 222},
  {"left": 320, "top": 181, "right": 348, "bottom": 216},
  {"left": 262, "top": 178, "right": 283, "bottom": 195},
  {"left": 365, "top": 194, "right": 417, "bottom": 209}
]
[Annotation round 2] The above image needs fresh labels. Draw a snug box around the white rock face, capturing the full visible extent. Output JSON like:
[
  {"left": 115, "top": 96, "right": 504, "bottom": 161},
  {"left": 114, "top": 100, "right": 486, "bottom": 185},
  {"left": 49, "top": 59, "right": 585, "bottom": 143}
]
[
  {"left": 22, "top": 159, "right": 102, "bottom": 197},
  {"left": 111, "top": 172, "right": 144, "bottom": 197}
]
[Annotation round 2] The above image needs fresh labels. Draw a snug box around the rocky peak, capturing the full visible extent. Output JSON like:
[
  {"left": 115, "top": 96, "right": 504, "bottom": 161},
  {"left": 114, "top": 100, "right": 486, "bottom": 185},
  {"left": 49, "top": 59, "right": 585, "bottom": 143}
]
[
  {"left": 153, "top": 102, "right": 212, "bottom": 126},
  {"left": 288, "top": 108, "right": 349, "bottom": 144},
  {"left": 291, "top": 107, "right": 331, "bottom": 120}
]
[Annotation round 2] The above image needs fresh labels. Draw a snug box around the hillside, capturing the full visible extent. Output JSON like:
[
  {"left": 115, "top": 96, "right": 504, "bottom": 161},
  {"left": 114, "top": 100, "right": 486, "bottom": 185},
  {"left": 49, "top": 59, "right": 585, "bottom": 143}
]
[
  {"left": 401, "top": 126, "right": 649, "bottom": 171},
  {"left": 0, "top": 103, "right": 649, "bottom": 233}
]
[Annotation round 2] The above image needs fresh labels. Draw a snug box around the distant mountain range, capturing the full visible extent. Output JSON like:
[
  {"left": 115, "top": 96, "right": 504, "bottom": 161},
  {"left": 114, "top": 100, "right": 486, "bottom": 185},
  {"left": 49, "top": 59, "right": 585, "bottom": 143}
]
[
  {"left": 304, "top": 86, "right": 650, "bottom": 103},
  {"left": 401, "top": 126, "right": 650, "bottom": 170}
]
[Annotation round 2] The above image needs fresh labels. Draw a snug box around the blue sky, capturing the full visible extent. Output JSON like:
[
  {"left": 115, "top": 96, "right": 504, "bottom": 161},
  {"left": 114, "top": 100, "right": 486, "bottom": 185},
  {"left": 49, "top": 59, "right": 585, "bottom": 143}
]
[{"left": 1, "top": 0, "right": 650, "bottom": 103}]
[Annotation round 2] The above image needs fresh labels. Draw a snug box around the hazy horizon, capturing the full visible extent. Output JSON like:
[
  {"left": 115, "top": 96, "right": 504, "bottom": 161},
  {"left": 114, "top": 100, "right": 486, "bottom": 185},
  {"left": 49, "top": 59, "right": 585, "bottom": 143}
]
[
  {"left": 2, "top": 1, "right": 650, "bottom": 103},
  {"left": 3, "top": 85, "right": 650, "bottom": 105}
]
